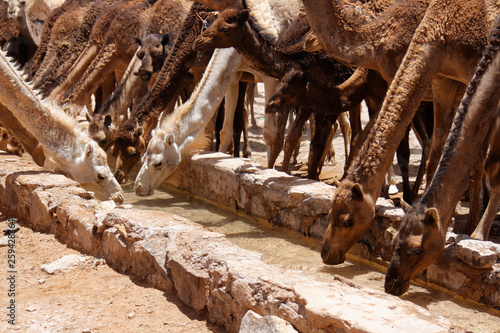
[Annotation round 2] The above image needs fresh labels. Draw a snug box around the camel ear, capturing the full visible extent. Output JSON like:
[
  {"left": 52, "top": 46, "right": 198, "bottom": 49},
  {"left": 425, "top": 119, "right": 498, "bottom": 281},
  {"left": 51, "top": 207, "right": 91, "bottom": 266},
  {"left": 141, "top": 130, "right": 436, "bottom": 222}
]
[
  {"left": 166, "top": 133, "right": 174, "bottom": 146},
  {"left": 86, "top": 143, "right": 93, "bottom": 157},
  {"left": 134, "top": 126, "right": 144, "bottom": 137},
  {"left": 104, "top": 115, "right": 112, "bottom": 128},
  {"left": 239, "top": 9, "right": 250, "bottom": 24},
  {"left": 85, "top": 111, "right": 92, "bottom": 123},
  {"left": 423, "top": 208, "right": 439, "bottom": 226},
  {"left": 352, "top": 183, "right": 364, "bottom": 201},
  {"left": 135, "top": 36, "right": 142, "bottom": 46},
  {"left": 400, "top": 198, "right": 411, "bottom": 213},
  {"left": 161, "top": 34, "right": 169, "bottom": 46}
]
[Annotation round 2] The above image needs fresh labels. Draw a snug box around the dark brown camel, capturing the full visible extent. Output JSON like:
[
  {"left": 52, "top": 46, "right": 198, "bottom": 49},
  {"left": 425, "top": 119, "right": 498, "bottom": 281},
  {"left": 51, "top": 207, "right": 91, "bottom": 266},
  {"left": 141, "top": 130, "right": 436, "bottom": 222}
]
[
  {"left": 386, "top": 16, "right": 500, "bottom": 296},
  {"left": 193, "top": 8, "right": 357, "bottom": 172},
  {"left": 110, "top": 3, "right": 217, "bottom": 184}
]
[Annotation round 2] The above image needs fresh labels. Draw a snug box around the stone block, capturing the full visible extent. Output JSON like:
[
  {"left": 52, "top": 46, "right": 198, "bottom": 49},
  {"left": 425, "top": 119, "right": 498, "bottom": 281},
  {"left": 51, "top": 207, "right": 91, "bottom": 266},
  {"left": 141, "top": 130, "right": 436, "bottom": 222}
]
[{"left": 239, "top": 310, "right": 298, "bottom": 333}]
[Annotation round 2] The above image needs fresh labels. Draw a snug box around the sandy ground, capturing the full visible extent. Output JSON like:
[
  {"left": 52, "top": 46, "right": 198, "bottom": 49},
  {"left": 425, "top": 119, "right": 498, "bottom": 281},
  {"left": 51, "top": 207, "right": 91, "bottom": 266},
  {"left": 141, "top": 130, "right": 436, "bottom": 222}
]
[{"left": 0, "top": 216, "right": 225, "bottom": 333}]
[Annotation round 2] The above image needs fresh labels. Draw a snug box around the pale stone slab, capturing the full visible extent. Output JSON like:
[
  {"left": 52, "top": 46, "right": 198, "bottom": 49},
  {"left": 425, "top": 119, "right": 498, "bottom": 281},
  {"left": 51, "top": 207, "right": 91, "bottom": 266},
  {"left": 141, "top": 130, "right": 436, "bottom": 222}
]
[
  {"left": 41, "top": 254, "right": 87, "bottom": 274},
  {"left": 239, "top": 310, "right": 297, "bottom": 333}
]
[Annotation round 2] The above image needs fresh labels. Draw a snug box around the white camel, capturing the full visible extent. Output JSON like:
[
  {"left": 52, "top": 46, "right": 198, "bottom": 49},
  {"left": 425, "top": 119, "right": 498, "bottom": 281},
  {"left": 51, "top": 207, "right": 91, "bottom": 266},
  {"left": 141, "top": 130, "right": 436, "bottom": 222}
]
[{"left": 0, "top": 50, "right": 124, "bottom": 203}]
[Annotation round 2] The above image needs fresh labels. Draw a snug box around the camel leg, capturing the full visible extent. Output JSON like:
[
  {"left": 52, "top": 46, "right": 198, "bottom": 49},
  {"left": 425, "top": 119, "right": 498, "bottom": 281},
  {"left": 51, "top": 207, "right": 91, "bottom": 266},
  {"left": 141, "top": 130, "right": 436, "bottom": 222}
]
[
  {"left": 213, "top": 100, "right": 225, "bottom": 151},
  {"left": 426, "top": 78, "right": 465, "bottom": 184},
  {"left": 262, "top": 76, "right": 279, "bottom": 163},
  {"left": 308, "top": 113, "right": 335, "bottom": 180},
  {"left": 349, "top": 104, "right": 361, "bottom": 146},
  {"left": 233, "top": 81, "right": 248, "bottom": 157},
  {"left": 409, "top": 102, "right": 434, "bottom": 201},
  {"left": 337, "top": 111, "right": 352, "bottom": 165},
  {"left": 465, "top": 157, "right": 486, "bottom": 235},
  {"left": 282, "top": 107, "right": 313, "bottom": 173},
  {"left": 219, "top": 77, "right": 239, "bottom": 153},
  {"left": 268, "top": 107, "right": 289, "bottom": 168},
  {"left": 396, "top": 125, "right": 411, "bottom": 202},
  {"left": 246, "top": 82, "right": 257, "bottom": 127}
]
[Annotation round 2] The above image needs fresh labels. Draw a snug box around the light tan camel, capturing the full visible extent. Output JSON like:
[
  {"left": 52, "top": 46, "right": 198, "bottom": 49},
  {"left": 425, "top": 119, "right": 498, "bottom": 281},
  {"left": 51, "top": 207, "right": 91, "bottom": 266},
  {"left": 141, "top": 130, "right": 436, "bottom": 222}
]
[
  {"left": 0, "top": 50, "right": 123, "bottom": 204},
  {"left": 385, "top": 16, "right": 500, "bottom": 295},
  {"left": 300, "top": 0, "right": 500, "bottom": 265}
]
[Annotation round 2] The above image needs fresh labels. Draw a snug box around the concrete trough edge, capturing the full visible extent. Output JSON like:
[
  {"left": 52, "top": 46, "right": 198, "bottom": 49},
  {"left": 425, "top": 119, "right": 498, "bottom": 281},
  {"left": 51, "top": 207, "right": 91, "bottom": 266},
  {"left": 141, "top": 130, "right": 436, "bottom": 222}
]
[{"left": 0, "top": 153, "right": 463, "bottom": 332}]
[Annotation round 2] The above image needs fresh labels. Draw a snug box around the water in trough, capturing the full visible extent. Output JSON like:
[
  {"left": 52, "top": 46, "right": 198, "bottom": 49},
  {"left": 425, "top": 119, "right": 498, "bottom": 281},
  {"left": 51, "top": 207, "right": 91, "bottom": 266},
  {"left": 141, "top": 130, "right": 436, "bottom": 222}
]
[{"left": 122, "top": 182, "right": 500, "bottom": 333}]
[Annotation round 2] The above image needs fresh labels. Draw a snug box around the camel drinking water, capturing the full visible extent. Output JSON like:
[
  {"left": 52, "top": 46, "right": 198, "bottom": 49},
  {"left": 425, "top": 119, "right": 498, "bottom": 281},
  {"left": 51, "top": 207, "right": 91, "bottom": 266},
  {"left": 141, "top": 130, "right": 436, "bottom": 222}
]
[
  {"left": 385, "top": 17, "right": 500, "bottom": 296},
  {"left": 300, "top": 0, "right": 500, "bottom": 265},
  {"left": 0, "top": 49, "right": 124, "bottom": 204},
  {"left": 134, "top": 48, "right": 239, "bottom": 196}
]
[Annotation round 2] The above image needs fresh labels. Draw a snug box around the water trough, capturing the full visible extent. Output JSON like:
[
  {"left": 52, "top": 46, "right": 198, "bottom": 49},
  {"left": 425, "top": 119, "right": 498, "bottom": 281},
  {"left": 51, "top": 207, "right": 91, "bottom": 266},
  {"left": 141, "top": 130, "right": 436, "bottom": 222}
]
[{"left": 1, "top": 151, "right": 499, "bottom": 332}]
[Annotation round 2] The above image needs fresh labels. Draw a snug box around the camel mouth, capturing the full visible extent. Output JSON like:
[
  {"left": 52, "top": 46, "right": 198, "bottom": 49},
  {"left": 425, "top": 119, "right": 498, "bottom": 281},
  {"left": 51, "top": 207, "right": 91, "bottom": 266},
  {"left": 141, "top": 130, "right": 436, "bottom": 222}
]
[
  {"left": 134, "top": 183, "right": 155, "bottom": 197},
  {"left": 384, "top": 274, "right": 410, "bottom": 296},
  {"left": 112, "top": 193, "right": 125, "bottom": 205},
  {"left": 114, "top": 169, "right": 127, "bottom": 185},
  {"left": 193, "top": 38, "right": 210, "bottom": 52},
  {"left": 136, "top": 70, "right": 152, "bottom": 82},
  {"left": 320, "top": 246, "right": 346, "bottom": 265}
]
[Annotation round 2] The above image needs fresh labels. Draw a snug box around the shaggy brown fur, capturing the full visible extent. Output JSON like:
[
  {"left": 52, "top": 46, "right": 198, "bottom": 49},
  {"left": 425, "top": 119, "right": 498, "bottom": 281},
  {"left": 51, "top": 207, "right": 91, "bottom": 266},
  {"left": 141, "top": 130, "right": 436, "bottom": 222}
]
[
  {"left": 58, "top": 0, "right": 161, "bottom": 110},
  {"left": 110, "top": 2, "right": 216, "bottom": 184},
  {"left": 24, "top": 0, "right": 78, "bottom": 79},
  {"left": 386, "top": 17, "right": 500, "bottom": 296},
  {"left": 46, "top": 0, "right": 144, "bottom": 100},
  {"left": 36, "top": 0, "right": 124, "bottom": 95},
  {"left": 30, "top": 0, "right": 94, "bottom": 87}
]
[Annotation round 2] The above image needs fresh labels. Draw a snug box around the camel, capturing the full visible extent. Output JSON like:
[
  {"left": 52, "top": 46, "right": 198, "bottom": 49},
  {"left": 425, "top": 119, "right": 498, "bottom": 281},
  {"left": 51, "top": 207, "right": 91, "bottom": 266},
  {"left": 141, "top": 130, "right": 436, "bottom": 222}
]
[
  {"left": 385, "top": 17, "right": 500, "bottom": 296},
  {"left": 109, "top": 2, "right": 217, "bottom": 184},
  {"left": 0, "top": 50, "right": 123, "bottom": 203},
  {"left": 300, "top": 0, "right": 500, "bottom": 265},
  {"left": 134, "top": 48, "right": 241, "bottom": 195},
  {"left": 0, "top": 125, "right": 24, "bottom": 157}
]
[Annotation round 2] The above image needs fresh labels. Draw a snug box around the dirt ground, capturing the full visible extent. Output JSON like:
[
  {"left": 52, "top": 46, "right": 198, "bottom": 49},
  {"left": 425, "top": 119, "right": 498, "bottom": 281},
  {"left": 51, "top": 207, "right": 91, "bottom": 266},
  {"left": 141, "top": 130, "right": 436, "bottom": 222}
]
[
  {"left": 0, "top": 83, "right": 498, "bottom": 333},
  {"left": 0, "top": 216, "right": 225, "bottom": 333}
]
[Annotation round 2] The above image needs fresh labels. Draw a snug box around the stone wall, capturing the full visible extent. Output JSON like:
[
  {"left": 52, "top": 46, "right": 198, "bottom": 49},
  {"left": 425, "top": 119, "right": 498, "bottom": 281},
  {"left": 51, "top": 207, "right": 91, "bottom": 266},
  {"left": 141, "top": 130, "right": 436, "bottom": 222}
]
[{"left": 0, "top": 152, "right": 463, "bottom": 332}]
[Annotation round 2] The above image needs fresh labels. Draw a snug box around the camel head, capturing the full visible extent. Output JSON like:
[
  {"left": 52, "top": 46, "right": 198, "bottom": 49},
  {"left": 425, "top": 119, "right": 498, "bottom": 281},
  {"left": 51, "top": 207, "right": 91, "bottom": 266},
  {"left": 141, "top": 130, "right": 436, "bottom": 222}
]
[
  {"left": 385, "top": 205, "right": 445, "bottom": 296},
  {"left": 134, "top": 33, "right": 170, "bottom": 82},
  {"left": 110, "top": 124, "right": 146, "bottom": 184},
  {"left": 321, "top": 180, "right": 375, "bottom": 265},
  {"left": 193, "top": 9, "right": 249, "bottom": 52},
  {"left": 88, "top": 114, "right": 117, "bottom": 151},
  {"left": 54, "top": 139, "right": 124, "bottom": 204},
  {"left": 5, "top": 0, "right": 25, "bottom": 19},
  {"left": 265, "top": 69, "right": 308, "bottom": 113},
  {"left": 134, "top": 128, "right": 181, "bottom": 196}
]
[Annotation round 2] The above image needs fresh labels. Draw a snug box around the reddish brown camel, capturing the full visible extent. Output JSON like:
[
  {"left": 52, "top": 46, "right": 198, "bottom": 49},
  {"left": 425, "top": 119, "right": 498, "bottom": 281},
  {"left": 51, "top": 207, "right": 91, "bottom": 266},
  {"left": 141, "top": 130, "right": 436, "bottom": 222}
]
[{"left": 385, "top": 16, "right": 500, "bottom": 296}]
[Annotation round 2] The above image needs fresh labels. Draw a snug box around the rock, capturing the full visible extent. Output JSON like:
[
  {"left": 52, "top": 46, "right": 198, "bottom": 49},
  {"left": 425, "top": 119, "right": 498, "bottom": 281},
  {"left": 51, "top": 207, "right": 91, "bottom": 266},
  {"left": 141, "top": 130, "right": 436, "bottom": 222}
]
[
  {"left": 0, "top": 236, "right": 8, "bottom": 247},
  {"left": 239, "top": 310, "right": 297, "bottom": 333},
  {"left": 455, "top": 235, "right": 499, "bottom": 268},
  {"left": 41, "top": 254, "right": 87, "bottom": 274},
  {"left": 375, "top": 197, "right": 405, "bottom": 222}
]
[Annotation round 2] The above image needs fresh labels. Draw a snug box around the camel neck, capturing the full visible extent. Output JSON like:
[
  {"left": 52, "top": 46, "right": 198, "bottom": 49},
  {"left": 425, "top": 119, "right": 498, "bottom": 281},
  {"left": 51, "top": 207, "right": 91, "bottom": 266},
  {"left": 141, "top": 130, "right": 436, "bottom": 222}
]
[{"left": 236, "top": 22, "right": 294, "bottom": 78}]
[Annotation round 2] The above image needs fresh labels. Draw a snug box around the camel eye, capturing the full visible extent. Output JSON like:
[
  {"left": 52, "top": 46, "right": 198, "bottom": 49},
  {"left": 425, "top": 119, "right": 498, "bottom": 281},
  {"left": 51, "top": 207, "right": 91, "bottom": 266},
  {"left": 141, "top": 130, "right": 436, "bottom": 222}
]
[
  {"left": 339, "top": 214, "right": 353, "bottom": 228},
  {"left": 219, "top": 27, "right": 229, "bottom": 33},
  {"left": 153, "top": 161, "right": 162, "bottom": 168},
  {"left": 407, "top": 248, "right": 422, "bottom": 257},
  {"left": 97, "top": 173, "right": 106, "bottom": 182}
]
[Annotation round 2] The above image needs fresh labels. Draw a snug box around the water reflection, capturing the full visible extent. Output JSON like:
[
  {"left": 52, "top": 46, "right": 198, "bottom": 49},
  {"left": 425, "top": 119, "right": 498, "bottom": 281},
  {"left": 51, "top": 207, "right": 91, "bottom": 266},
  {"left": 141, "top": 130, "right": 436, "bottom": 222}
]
[{"left": 122, "top": 182, "right": 500, "bottom": 332}]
